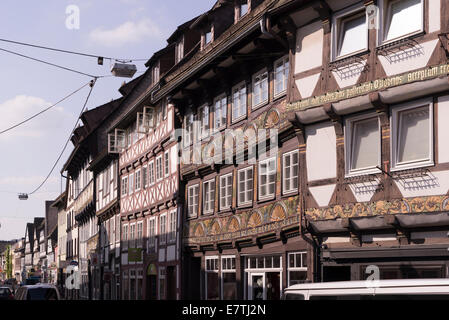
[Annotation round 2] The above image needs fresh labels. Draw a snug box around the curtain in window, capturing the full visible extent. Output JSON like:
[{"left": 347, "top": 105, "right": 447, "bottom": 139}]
[
  {"left": 398, "top": 106, "right": 429, "bottom": 163},
  {"left": 338, "top": 14, "right": 366, "bottom": 57},
  {"left": 385, "top": 0, "right": 421, "bottom": 41},
  {"left": 351, "top": 117, "right": 379, "bottom": 170}
]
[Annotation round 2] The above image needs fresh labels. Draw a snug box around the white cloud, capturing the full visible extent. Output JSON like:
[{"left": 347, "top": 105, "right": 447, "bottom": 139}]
[
  {"left": 89, "top": 19, "right": 163, "bottom": 47},
  {"left": 0, "top": 95, "right": 72, "bottom": 141}
]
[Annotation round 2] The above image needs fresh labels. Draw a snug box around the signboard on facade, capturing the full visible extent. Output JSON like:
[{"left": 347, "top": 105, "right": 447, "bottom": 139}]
[
  {"left": 128, "top": 248, "right": 142, "bottom": 263},
  {"left": 287, "top": 63, "right": 449, "bottom": 112}
]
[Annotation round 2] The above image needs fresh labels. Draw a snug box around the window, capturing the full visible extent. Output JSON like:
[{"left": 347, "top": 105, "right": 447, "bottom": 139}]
[
  {"left": 137, "top": 222, "right": 143, "bottom": 248},
  {"left": 239, "top": 0, "right": 249, "bottom": 18},
  {"left": 274, "top": 56, "right": 289, "bottom": 96},
  {"left": 259, "top": 158, "right": 276, "bottom": 200},
  {"left": 187, "top": 185, "right": 199, "bottom": 218},
  {"left": 203, "top": 179, "right": 215, "bottom": 215},
  {"left": 199, "top": 105, "right": 210, "bottom": 139},
  {"left": 162, "top": 99, "right": 167, "bottom": 121},
  {"left": 221, "top": 256, "right": 236, "bottom": 300},
  {"left": 121, "top": 176, "right": 128, "bottom": 196},
  {"left": 333, "top": 7, "right": 367, "bottom": 60},
  {"left": 151, "top": 62, "right": 160, "bottom": 85},
  {"left": 168, "top": 210, "right": 177, "bottom": 243},
  {"left": 149, "top": 161, "right": 155, "bottom": 186},
  {"left": 135, "top": 169, "right": 141, "bottom": 192},
  {"left": 220, "top": 174, "right": 233, "bottom": 211},
  {"left": 164, "top": 151, "right": 170, "bottom": 177},
  {"left": 175, "top": 36, "right": 184, "bottom": 64},
  {"left": 129, "top": 173, "right": 134, "bottom": 195},
  {"left": 381, "top": 0, "right": 423, "bottom": 44},
  {"left": 283, "top": 151, "right": 299, "bottom": 194},
  {"left": 238, "top": 167, "right": 253, "bottom": 206},
  {"left": 214, "top": 95, "right": 227, "bottom": 131},
  {"left": 159, "top": 214, "right": 167, "bottom": 245},
  {"left": 143, "top": 165, "right": 148, "bottom": 188},
  {"left": 391, "top": 99, "right": 433, "bottom": 171},
  {"left": 123, "top": 224, "right": 129, "bottom": 249},
  {"left": 159, "top": 268, "right": 165, "bottom": 300},
  {"left": 205, "top": 257, "right": 219, "bottom": 300},
  {"left": 252, "top": 70, "right": 268, "bottom": 108},
  {"left": 147, "top": 217, "right": 156, "bottom": 249},
  {"left": 184, "top": 113, "right": 194, "bottom": 147},
  {"left": 288, "top": 252, "right": 307, "bottom": 286},
  {"left": 232, "top": 82, "right": 247, "bottom": 122},
  {"left": 204, "top": 26, "right": 212, "bottom": 46},
  {"left": 156, "top": 156, "right": 163, "bottom": 181},
  {"left": 345, "top": 114, "right": 381, "bottom": 176},
  {"left": 130, "top": 223, "right": 136, "bottom": 247}
]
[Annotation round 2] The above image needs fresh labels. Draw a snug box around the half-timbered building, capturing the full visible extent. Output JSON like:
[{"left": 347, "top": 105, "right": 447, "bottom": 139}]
[
  {"left": 283, "top": 0, "right": 449, "bottom": 282},
  {"left": 153, "top": 0, "right": 312, "bottom": 300},
  {"left": 107, "top": 22, "right": 199, "bottom": 298}
]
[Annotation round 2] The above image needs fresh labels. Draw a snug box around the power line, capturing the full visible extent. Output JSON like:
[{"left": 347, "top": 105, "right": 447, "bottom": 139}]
[
  {"left": 27, "top": 79, "right": 97, "bottom": 196},
  {"left": 0, "top": 38, "right": 149, "bottom": 63},
  {"left": 0, "top": 46, "right": 108, "bottom": 78},
  {"left": 0, "top": 81, "right": 92, "bottom": 135}
]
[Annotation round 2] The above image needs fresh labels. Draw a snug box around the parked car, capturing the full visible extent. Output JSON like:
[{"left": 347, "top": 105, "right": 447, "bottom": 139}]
[
  {"left": 282, "top": 279, "right": 449, "bottom": 300},
  {"left": 0, "top": 287, "right": 15, "bottom": 300},
  {"left": 14, "top": 284, "right": 61, "bottom": 300}
]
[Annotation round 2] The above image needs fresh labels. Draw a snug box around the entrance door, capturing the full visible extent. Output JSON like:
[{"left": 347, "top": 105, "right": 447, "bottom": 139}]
[
  {"left": 249, "top": 273, "right": 265, "bottom": 300},
  {"left": 146, "top": 275, "right": 157, "bottom": 300},
  {"left": 266, "top": 272, "right": 281, "bottom": 300},
  {"left": 166, "top": 266, "right": 176, "bottom": 300}
]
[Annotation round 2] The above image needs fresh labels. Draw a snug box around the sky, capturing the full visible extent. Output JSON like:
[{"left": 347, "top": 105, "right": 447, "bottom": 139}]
[{"left": 0, "top": 0, "right": 214, "bottom": 240}]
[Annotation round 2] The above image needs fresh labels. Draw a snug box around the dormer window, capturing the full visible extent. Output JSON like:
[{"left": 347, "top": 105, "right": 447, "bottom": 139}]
[
  {"left": 175, "top": 36, "right": 184, "bottom": 64},
  {"left": 151, "top": 61, "right": 160, "bottom": 85},
  {"left": 203, "top": 25, "right": 213, "bottom": 49},
  {"left": 238, "top": 0, "right": 249, "bottom": 19}
]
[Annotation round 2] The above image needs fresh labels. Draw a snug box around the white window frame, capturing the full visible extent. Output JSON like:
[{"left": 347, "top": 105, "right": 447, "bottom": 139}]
[
  {"left": 123, "top": 224, "right": 129, "bottom": 249},
  {"left": 164, "top": 151, "right": 170, "bottom": 178},
  {"left": 205, "top": 256, "right": 219, "bottom": 300},
  {"left": 344, "top": 113, "right": 382, "bottom": 177},
  {"left": 184, "top": 113, "right": 194, "bottom": 147},
  {"left": 219, "top": 173, "right": 233, "bottom": 211},
  {"left": 168, "top": 210, "right": 177, "bottom": 244},
  {"left": 187, "top": 184, "right": 199, "bottom": 219},
  {"left": 121, "top": 176, "right": 128, "bottom": 196},
  {"left": 135, "top": 168, "right": 141, "bottom": 192},
  {"left": 199, "top": 104, "right": 210, "bottom": 139},
  {"left": 147, "top": 217, "right": 157, "bottom": 249},
  {"left": 129, "top": 173, "right": 134, "bottom": 195},
  {"left": 159, "top": 214, "right": 167, "bottom": 245},
  {"left": 331, "top": 4, "right": 368, "bottom": 61},
  {"left": 203, "top": 179, "right": 215, "bottom": 215},
  {"left": 232, "top": 82, "right": 247, "bottom": 123},
  {"left": 156, "top": 156, "right": 163, "bottom": 182},
  {"left": 237, "top": 166, "right": 254, "bottom": 207},
  {"left": 252, "top": 69, "right": 269, "bottom": 109},
  {"left": 213, "top": 94, "right": 227, "bottom": 132},
  {"left": 220, "top": 255, "right": 236, "bottom": 300},
  {"left": 378, "top": 0, "right": 424, "bottom": 46},
  {"left": 390, "top": 98, "right": 434, "bottom": 172},
  {"left": 143, "top": 165, "right": 148, "bottom": 188},
  {"left": 129, "top": 223, "right": 136, "bottom": 248},
  {"left": 175, "top": 36, "right": 184, "bottom": 64},
  {"left": 287, "top": 252, "right": 307, "bottom": 287},
  {"left": 149, "top": 160, "right": 155, "bottom": 186},
  {"left": 137, "top": 221, "right": 143, "bottom": 248},
  {"left": 273, "top": 55, "right": 289, "bottom": 97},
  {"left": 258, "top": 157, "right": 277, "bottom": 201},
  {"left": 282, "top": 150, "right": 299, "bottom": 195}
]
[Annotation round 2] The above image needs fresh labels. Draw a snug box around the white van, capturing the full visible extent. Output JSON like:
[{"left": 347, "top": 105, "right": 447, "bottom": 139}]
[{"left": 282, "top": 279, "right": 449, "bottom": 300}]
